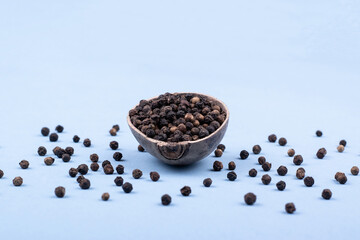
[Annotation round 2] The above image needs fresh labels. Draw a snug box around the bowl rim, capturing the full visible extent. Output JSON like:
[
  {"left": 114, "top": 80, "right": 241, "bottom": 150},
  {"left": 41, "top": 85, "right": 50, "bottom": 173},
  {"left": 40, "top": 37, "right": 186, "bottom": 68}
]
[{"left": 127, "top": 92, "right": 230, "bottom": 145}]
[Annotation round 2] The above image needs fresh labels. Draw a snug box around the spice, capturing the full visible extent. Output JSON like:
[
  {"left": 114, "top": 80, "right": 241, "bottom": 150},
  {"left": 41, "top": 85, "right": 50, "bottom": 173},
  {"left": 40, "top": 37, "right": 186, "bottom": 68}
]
[
  {"left": 73, "top": 135, "right": 80, "bottom": 143},
  {"left": 258, "top": 156, "right": 266, "bottom": 165},
  {"left": 161, "top": 194, "right": 172, "bottom": 206},
  {"left": 13, "top": 176, "right": 23, "bottom": 186},
  {"left": 109, "top": 128, "right": 117, "bottom": 136},
  {"left": 114, "top": 176, "right": 124, "bottom": 186},
  {"left": 150, "top": 171, "right": 160, "bottom": 181},
  {"left": 337, "top": 174, "right": 347, "bottom": 184},
  {"left": 228, "top": 161, "right": 236, "bottom": 170},
  {"left": 317, "top": 148, "right": 327, "bottom": 159},
  {"left": 217, "top": 144, "right": 226, "bottom": 152},
  {"left": 44, "top": 157, "right": 55, "bottom": 166},
  {"left": 296, "top": 168, "right": 305, "bottom": 179},
  {"left": 278, "top": 137, "right": 287, "bottom": 146},
  {"left": 227, "top": 171, "right": 237, "bottom": 181},
  {"left": 102, "top": 160, "right": 111, "bottom": 168},
  {"left": 102, "top": 192, "right": 110, "bottom": 201},
  {"left": 240, "top": 150, "right": 249, "bottom": 160},
  {"left": 109, "top": 141, "right": 119, "bottom": 150},
  {"left": 104, "top": 164, "right": 114, "bottom": 175},
  {"left": 180, "top": 186, "right": 192, "bottom": 196},
  {"left": 261, "top": 174, "right": 271, "bottom": 185},
  {"left": 77, "top": 164, "right": 89, "bottom": 175},
  {"left": 214, "top": 149, "right": 223, "bottom": 157},
  {"left": 287, "top": 149, "right": 295, "bottom": 157},
  {"left": 132, "top": 169, "right": 143, "bottom": 179},
  {"left": 55, "top": 125, "right": 64, "bottom": 133},
  {"left": 244, "top": 193, "right": 256, "bottom": 205},
  {"left": 268, "top": 134, "right": 277, "bottom": 142},
  {"left": 122, "top": 182, "right": 133, "bottom": 193},
  {"left": 90, "top": 153, "right": 99, "bottom": 162},
  {"left": 116, "top": 165, "right": 124, "bottom": 174},
  {"left": 83, "top": 138, "right": 91, "bottom": 147},
  {"left": 138, "top": 145, "right": 145, "bottom": 152},
  {"left": 203, "top": 178, "right": 212, "bottom": 187},
  {"left": 213, "top": 161, "right": 223, "bottom": 171},
  {"left": 334, "top": 172, "right": 344, "bottom": 181},
  {"left": 65, "top": 147, "right": 74, "bottom": 156},
  {"left": 37, "top": 146, "right": 47, "bottom": 156},
  {"left": 339, "top": 139, "right": 347, "bottom": 147},
  {"left": 49, "top": 133, "right": 58, "bottom": 142},
  {"left": 19, "top": 160, "right": 29, "bottom": 169},
  {"left": 304, "top": 176, "right": 314, "bottom": 187},
  {"left": 54, "top": 186, "right": 65, "bottom": 198},
  {"left": 276, "top": 181, "right": 286, "bottom": 191},
  {"left": 337, "top": 145, "right": 344, "bottom": 153},
  {"left": 322, "top": 189, "right": 332, "bottom": 200},
  {"left": 41, "top": 127, "right": 50, "bottom": 136},
  {"left": 351, "top": 166, "right": 359, "bottom": 175},
  {"left": 249, "top": 168, "right": 257, "bottom": 177},
  {"left": 113, "top": 124, "right": 120, "bottom": 132},
  {"left": 90, "top": 162, "right": 99, "bottom": 171},
  {"left": 69, "top": 168, "right": 78, "bottom": 177},
  {"left": 54, "top": 147, "right": 66, "bottom": 158},
  {"left": 252, "top": 145, "right": 261, "bottom": 154},
  {"left": 285, "top": 203, "right": 296, "bottom": 214},
  {"left": 262, "top": 162, "right": 272, "bottom": 171},
  {"left": 316, "top": 130, "right": 323, "bottom": 137},
  {"left": 113, "top": 152, "right": 123, "bottom": 161},
  {"left": 77, "top": 175, "right": 85, "bottom": 183},
  {"left": 277, "top": 166, "right": 288, "bottom": 176},
  {"left": 79, "top": 178, "right": 91, "bottom": 189},
  {"left": 293, "top": 155, "right": 303, "bottom": 165},
  {"left": 62, "top": 154, "right": 71, "bottom": 162},
  {"left": 0, "top": 169, "right": 4, "bottom": 178}
]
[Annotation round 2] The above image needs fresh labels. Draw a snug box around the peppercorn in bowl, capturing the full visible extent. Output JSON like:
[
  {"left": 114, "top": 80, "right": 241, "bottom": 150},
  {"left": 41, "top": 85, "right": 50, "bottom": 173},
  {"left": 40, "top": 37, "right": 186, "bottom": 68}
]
[{"left": 127, "top": 92, "right": 229, "bottom": 165}]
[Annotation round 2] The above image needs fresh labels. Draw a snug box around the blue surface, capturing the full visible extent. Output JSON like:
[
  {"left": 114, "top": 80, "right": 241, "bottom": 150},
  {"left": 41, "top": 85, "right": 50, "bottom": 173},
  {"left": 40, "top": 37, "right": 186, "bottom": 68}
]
[{"left": 1, "top": 1, "right": 360, "bottom": 239}]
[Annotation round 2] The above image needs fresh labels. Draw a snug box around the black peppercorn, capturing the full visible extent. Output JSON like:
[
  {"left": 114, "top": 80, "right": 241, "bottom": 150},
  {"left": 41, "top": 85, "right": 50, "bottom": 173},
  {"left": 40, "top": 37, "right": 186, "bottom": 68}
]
[
  {"left": 55, "top": 125, "right": 64, "bottom": 133},
  {"left": 217, "top": 144, "right": 226, "bottom": 152},
  {"left": 180, "top": 186, "right": 192, "bottom": 196},
  {"left": 90, "top": 153, "right": 99, "bottom": 162},
  {"left": 322, "top": 189, "right": 332, "bottom": 200},
  {"left": 268, "top": 134, "right": 277, "bottom": 142},
  {"left": 261, "top": 174, "right": 271, "bottom": 185},
  {"left": 102, "top": 192, "right": 110, "bottom": 201},
  {"left": 90, "top": 162, "right": 99, "bottom": 171},
  {"left": 277, "top": 165, "right": 288, "bottom": 176},
  {"left": 293, "top": 155, "right": 303, "bottom": 165},
  {"left": 62, "top": 154, "right": 71, "bottom": 162},
  {"left": 69, "top": 168, "right": 78, "bottom": 177},
  {"left": 79, "top": 178, "right": 91, "bottom": 189},
  {"left": 83, "top": 138, "right": 91, "bottom": 147},
  {"left": 77, "top": 175, "right": 85, "bottom": 183},
  {"left": 54, "top": 186, "right": 65, "bottom": 198},
  {"left": 278, "top": 137, "right": 287, "bottom": 146},
  {"left": 240, "top": 150, "right": 249, "bottom": 160},
  {"left": 287, "top": 148, "right": 295, "bottom": 157},
  {"left": 114, "top": 176, "right": 124, "bottom": 186},
  {"left": 73, "top": 135, "right": 80, "bottom": 143},
  {"left": 249, "top": 168, "right": 257, "bottom": 177},
  {"left": 104, "top": 164, "right": 114, "bottom": 175},
  {"left": 337, "top": 174, "right": 347, "bottom": 184},
  {"left": 262, "top": 162, "right": 272, "bottom": 171},
  {"left": 77, "top": 164, "right": 89, "bottom": 175},
  {"left": 276, "top": 181, "right": 286, "bottom": 191},
  {"left": 244, "top": 193, "right": 256, "bottom": 205},
  {"left": 109, "top": 128, "right": 117, "bottom": 136},
  {"left": 65, "top": 147, "right": 74, "bottom": 156},
  {"left": 161, "top": 194, "right": 172, "bottom": 206},
  {"left": 49, "top": 133, "right": 58, "bottom": 142},
  {"left": 227, "top": 171, "right": 237, "bottom": 181},
  {"left": 19, "top": 160, "right": 29, "bottom": 169},
  {"left": 53, "top": 147, "right": 66, "bottom": 158},
  {"left": 339, "top": 139, "right": 347, "bottom": 147},
  {"left": 337, "top": 145, "right": 344, "bottom": 153},
  {"left": 116, "top": 164, "right": 124, "bottom": 174},
  {"left": 138, "top": 145, "right": 145, "bottom": 152},
  {"left": 122, "top": 182, "right": 133, "bottom": 193},
  {"left": 213, "top": 161, "right": 223, "bottom": 171},
  {"left": 13, "top": 176, "right": 23, "bottom": 186},
  {"left": 335, "top": 172, "right": 344, "bottom": 181},
  {"left": 109, "top": 141, "right": 119, "bottom": 150},
  {"left": 304, "top": 176, "right": 314, "bottom": 187},
  {"left": 44, "top": 157, "right": 55, "bottom": 166},
  {"left": 351, "top": 166, "right": 359, "bottom": 175},
  {"left": 203, "top": 178, "right": 212, "bottom": 187},
  {"left": 150, "top": 171, "right": 160, "bottom": 181},
  {"left": 38, "top": 146, "right": 47, "bottom": 156},
  {"left": 113, "top": 124, "right": 120, "bottom": 132},
  {"left": 214, "top": 149, "right": 223, "bottom": 157},
  {"left": 41, "top": 127, "right": 50, "bottom": 136},
  {"left": 316, "top": 130, "right": 323, "bottom": 137},
  {"left": 252, "top": 145, "right": 261, "bottom": 154},
  {"left": 285, "top": 203, "right": 296, "bottom": 214},
  {"left": 296, "top": 168, "right": 305, "bottom": 179},
  {"left": 258, "top": 156, "right": 266, "bottom": 165},
  {"left": 228, "top": 161, "right": 236, "bottom": 170},
  {"left": 0, "top": 169, "right": 4, "bottom": 178},
  {"left": 102, "top": 160, "right": 111, "bottom": 168},
  {"left": 113, "top": 152, "right": 123, "bottom": 161},
  {"left": 317, "top": 148, "right": 327, "bottom": 159},
  {"left": 132, "top": 169, "right": 143, "bottom": 179}
]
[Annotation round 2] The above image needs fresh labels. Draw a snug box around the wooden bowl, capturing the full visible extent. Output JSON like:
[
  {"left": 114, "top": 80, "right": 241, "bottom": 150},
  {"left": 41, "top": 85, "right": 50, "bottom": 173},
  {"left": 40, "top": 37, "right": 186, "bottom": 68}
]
[{"left": 127, "top": 93, "right": 229, "bottom": 165}]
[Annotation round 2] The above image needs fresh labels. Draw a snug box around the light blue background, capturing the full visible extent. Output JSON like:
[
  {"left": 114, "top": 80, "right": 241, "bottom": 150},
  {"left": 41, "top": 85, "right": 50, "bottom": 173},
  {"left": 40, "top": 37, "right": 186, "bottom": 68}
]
[{"left": 1, "top": 1, "right": 360, "bottom": 239}]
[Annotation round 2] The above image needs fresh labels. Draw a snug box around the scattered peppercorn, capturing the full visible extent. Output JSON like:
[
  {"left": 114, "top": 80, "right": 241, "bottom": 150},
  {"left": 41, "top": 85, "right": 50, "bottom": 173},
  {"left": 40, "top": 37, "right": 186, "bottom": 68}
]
[
  {"left": 122, "top": 182, "right": 133, "bottom": 193},
  {"left": 138, "top": 145, "right": 145, "bottom": 152},
  {"left": 296, "top": 168, "right": 305, "bottom": 179},
  {"left": 276, "top": 181, "right": 286, "bottom": 191},
  {"left": 213, "top": 161, "right": 223, "bottom": 171},
  {"left": 277, "top": 166, "right": 288, "bottom": 176},
  {"left": 90, "top": 153, "right": 99, "bottom": 162},
  {"left": 203, "top": 178, "right": 212, "bottom": 187},
  {"left": 337, "top": 174, "right": 347, "bottom": 184},
  {"left": 79, "top": 178, "right": 91, "bottom": 189},
  {"left": 268, "top": 134, "right": 277, "bottom": 142},
  {"left": 278, "top": 137, "right": 287, "bottom": 146},
  {"left": 73, "top": 135, "right": 80, "bottom": 143},
  {"left": 228, "top": 161, "right": 236, "bottom": 170},
  {"left": 114, "top": 176, "right": 124, "bottom": 186},
  {"left": 180, "top": 186, "right": 192, "bottom": 196},
  {"left": 285, "top": 203, "right": 296, "bottom": 214},
  {"left": 322, "top": 189, "right": 332, "bottom": 200},
  {"left": 113, "top": 124, "right": 120, "bottom": 132},
  {"left": 55, "top": 125, "right": 64, "bottom": 133},
  {"left": 41, "top": 127, "right": 50, "bottom": 136},
  {"left": 62, "top": 154, "right": 71, "bottom": 162},
  {"left": 19, "top": 160, "right": 29, "bottom": 169},
  {"left": 293, "top": 155, "right": 303, "bottom": 165},
  {"left": 49, "top": 133, "right": 58, "bottom": 142},
  {"left": 102, "top": 192, "right": 110, "bottom": 201},
  {"left": 83, "top": 138, "right": 91, "bottom": 147},
  {"left": 69, "top": 168, "right": 78, "bottom": 177},
  {"left": 258, "top": 156, "right": 266, "bottom": 165},
  {"left": 77, "top": 164, "right": 89, "bottom": 175},
  {"left": 335, "top": 172, "right": 344, "bottom": 181},
  {"left": 102, "top": 160, "right": 111, "bottom": 168},
  {"left": 116, "top": 164, "right": 124, "bottom": 174},
  {"left": 44, "top": 157, "right": 55, "bottom": 166},
  {"left": 244, "top": 193, "right": 256, "bottom": 205},
  {"left": 161, "top": 194, "right": 172, "bottom": 206},
  {"left": 337, "top": 145, "right": 344, "bottom": 153},
  {"left": 351, "top": 166, "right": 359, "bottom": 175},
  {"left": 113, "top": 152, "right": 123, "bottom": 161},
  {"left": 65, "top": 147, "right": 74, "bottom": 156},
  {"left": 317, "top": 148, "right": 327, "bottom": 159},
  {"left": 37, "top": 146, "right": 47, "bottom": 156},
  {"left": 249, "top": 168, "right": 257, "bottom": 177},
  {"left": 90, "top": 162, "right": 99, "bottom": 171},
  {"left": 109, "top": 128, "right": 117, "bottom": 136},
  {"left": 252, "top": 145, "right": 261, "bottom": 154},
  {"left": 217, "top": 144, "right": 226, "bottom": 152},
  {"left": 227, "top": 171, "right": 237, "bottom": 181},
  {"left": 104, "top": 164, "right": 114, "bottom": 175},
  {"left": 304, "top": 176, "right": 314, "bottom": 187},
  {"left": 109, "top": 141, "right": 119, "bottom": 150},
  {"left": 54, "top": 186, "right": 65, "bottom": 198},
  {"left": 132, "top": 169, "right": 143, "bottom": 179},
  {"left": 287, "top": 148, "right": 295, "bottom": 157},
  {"left": 0, "top": 169, "right": 4, "bottom": 178},
  {"left": 13, "top": 176, "right": 23, "bottom": 186},
  {"left": 262, "top": 162, "right": 272, "bottom": 171},
  {"left": 339, "top": 139, "right": 347, "bottom": 147},
  {"left": 261, "top": 174, "right": 271, "bottom": 185},
  {"left": 150, "top": 171, "right": 160, "bottom": 181},
  {"left": 316, "top": 130, "right": 323, "bottom": 137},
  {"left": 77, "top": 175, "right": 85, "bottom": 183},
  {"left": 240, "top": 150, "right": 249, "bottom": 159},
  {"left": 214, "top": 149, "right": 223, "bottom": 157},
  {"left": 54, "top": 147, "right": 66, "bottom": 158}
]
